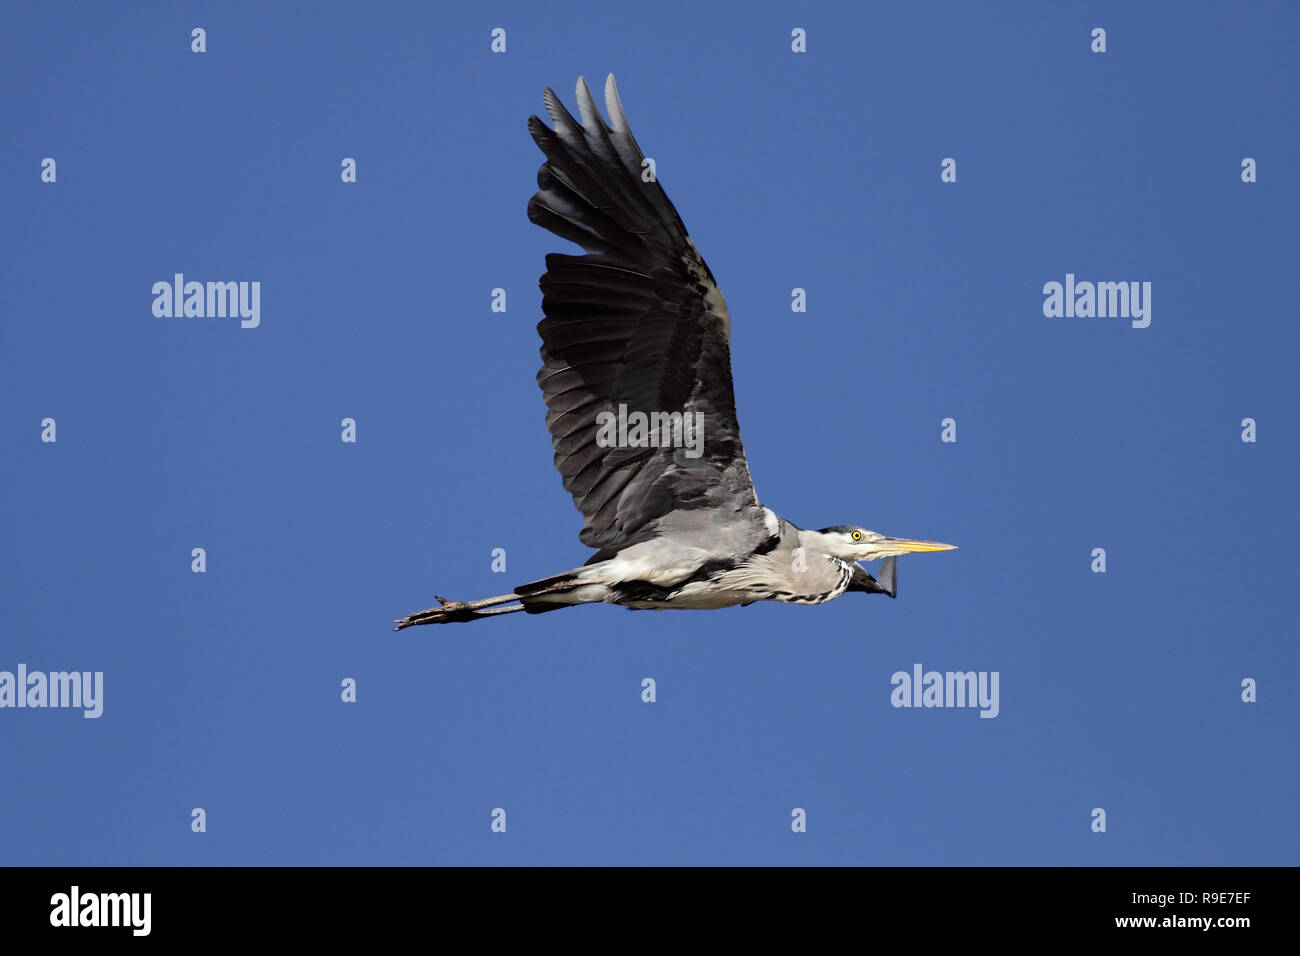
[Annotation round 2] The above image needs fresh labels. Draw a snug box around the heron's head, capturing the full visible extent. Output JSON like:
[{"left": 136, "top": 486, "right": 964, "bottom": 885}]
[{"left": 816, "top": 525, "right": 957, "bottom": 562}]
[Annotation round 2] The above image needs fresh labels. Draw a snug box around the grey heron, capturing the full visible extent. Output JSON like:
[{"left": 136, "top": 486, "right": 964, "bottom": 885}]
[{"left": 396, "top": 75, "right": 954, "bottom": 629}]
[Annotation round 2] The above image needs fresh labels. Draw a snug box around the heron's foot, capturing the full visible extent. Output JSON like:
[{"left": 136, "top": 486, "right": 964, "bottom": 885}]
[
  {"left": 394, "top": 592, "right": 526, "bottom": 629},
  {"left": 394, "top": 597, "right": 473, "bottom": 629}
]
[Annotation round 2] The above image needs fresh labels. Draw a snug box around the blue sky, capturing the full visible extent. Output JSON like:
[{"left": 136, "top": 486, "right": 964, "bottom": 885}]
[{"left": 1, "top": 1, "right": 1296, "bottom": 865}]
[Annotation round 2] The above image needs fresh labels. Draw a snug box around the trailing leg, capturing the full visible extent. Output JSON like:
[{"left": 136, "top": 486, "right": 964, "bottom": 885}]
[{"left": 394, "top": 593, "right": 526, "bottom": 629}]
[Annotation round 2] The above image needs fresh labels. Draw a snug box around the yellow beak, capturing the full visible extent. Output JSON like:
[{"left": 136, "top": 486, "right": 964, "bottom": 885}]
[{"left": 883, "top": 537, "right": 958, "bottom": 554}]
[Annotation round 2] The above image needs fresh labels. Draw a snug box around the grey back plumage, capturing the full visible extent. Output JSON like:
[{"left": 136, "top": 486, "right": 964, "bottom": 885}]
[{"left": 527, "top": 75, "right": 761, "bottom": 553}]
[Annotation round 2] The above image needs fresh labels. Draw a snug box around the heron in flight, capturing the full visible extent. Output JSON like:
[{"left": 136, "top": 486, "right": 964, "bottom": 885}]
[{"left": 396, "top": 75, "right": 954, "bottom": 629}]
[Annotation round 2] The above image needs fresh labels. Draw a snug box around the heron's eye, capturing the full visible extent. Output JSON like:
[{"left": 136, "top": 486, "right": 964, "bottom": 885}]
[{"left": 851, "top": 530, "right": 862, "bottom": 542}]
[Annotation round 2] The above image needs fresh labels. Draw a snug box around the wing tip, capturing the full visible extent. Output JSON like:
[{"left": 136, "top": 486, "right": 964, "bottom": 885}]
[{"left": 604, "top": 73, "right": 627, "bottom": 132}]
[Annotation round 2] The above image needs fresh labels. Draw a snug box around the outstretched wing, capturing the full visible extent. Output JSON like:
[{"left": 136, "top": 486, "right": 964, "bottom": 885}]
[{"left": 527, "top": 75, "right": 760, "bottom": 552}]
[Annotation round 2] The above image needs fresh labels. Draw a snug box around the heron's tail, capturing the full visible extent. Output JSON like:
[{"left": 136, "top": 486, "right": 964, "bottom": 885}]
[{"left": 514, "top": 567, "right": 609, "bottom": 612}]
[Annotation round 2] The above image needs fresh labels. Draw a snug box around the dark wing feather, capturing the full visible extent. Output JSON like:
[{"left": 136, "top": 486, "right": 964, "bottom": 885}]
[{"left": 527, "top": 75, "right": 759, "bottom": 550}]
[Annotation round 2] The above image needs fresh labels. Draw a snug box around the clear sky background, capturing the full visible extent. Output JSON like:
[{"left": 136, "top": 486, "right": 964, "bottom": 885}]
[{"left": 2, "top": 1, "right": 1296, "bottom": 865}]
